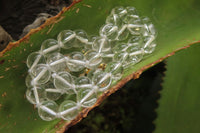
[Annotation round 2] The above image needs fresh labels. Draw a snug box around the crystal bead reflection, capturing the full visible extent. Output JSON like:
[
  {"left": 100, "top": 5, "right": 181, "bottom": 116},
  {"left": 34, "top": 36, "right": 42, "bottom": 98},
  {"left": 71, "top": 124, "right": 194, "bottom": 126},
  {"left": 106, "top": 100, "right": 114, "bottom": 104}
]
[
  {"left": 78, "top": 88, "right": 97, "bottom": 107},
  {"left": 57, "top": 30, "right": 76, "bottom": 49},
  {"left": 53, "top": 72, "right": 75, "bottom": 94},
  {"left": 41, "top": 39, "right": 60, "bottom": 56},
  {"left": 85, "top": 50, "right": 102, "bottom": 69},
  {"left": 31, "top": 64, "right": 51, "bottom": 85},
  {"left": 59, "top": 100, "right": 79, "bottom": 121},
  {"left": 27, "top": 52, "right": 45, "bottom": 69},
  {"left": 47, "top": 53, "right": 67, "bottom": 72},
  {"left": 92, "top": 37, "right": 111, "bottom": 53},
  {"left": 100, "top": 23, "right": 118, "bottom": 40},
  {"left": 75, "top": 76, "right": 91, "bottom": 92},
  {"left": 38, "top": 100, "right": 58, "bottom": 121},
  {"left": 105, "top": 62, "right": 123, "bottom": 80},
  {"left": 92, "top": 70, "right": 112, "bottom": 91},
  {"left": 26, "top": 87, "right": 45, "bottom": 104},
  {"left": 67, "top": 52, "right": 85, "bottom": 72},
  {"left": 74, "top": 29, "right": 88, "bottom": 47}
]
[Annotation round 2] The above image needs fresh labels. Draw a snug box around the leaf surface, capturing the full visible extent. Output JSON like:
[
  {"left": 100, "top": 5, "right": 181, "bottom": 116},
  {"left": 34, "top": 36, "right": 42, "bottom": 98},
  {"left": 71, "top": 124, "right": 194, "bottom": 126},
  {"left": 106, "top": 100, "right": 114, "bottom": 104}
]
[
  {"left": 154, "top": 43, "right": 200, "bottom": 133},
  {"left": 0, "top": 0, "right": 200, "bottom": 132}
]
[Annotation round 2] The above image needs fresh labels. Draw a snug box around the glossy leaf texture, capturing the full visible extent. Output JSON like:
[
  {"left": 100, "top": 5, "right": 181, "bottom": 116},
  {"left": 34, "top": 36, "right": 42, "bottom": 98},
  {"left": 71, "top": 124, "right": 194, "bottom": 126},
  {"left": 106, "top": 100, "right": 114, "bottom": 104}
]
[
  {"left": 154, "top": 43, "right": 200, "bottom": 133},
  {"left": 0, "top": 0, "right": 200, "bottom": 132}
]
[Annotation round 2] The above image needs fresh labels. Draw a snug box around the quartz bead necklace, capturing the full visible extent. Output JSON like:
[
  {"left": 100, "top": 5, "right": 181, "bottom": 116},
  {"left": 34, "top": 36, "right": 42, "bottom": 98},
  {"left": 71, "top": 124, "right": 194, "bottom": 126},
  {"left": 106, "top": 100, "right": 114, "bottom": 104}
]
[{"left": 25, "top": 6, "right": 157, "bottom": 121}]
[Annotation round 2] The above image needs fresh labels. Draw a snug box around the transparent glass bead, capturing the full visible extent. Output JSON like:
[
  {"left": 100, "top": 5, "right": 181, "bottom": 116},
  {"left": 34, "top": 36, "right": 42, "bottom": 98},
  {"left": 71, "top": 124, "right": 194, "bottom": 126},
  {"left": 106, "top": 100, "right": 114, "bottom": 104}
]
[
  {"left": 142, "top": 17, "right": 157, "bottom": 36},
  {"left": 74, "top": 29, "right": 88, "bottom": 47},
  {"left": 105, "top": 62, "right": 123, "bottom": 80},
  {"left": 100, "top": 23, "right": 118, "bottom": 40},
  {"left": 75, "top": 76, "right": 92, "bottom": 92},
  {"left": 87, "top": 68, "right": 102, "bottom": 80},
  {"left": 126, "top": 46, "right": 144, "bottom": 65},
  {"left": 126, "top": 6, "right": 138, "bottom": 15},
  {"left": 59, "top": 100, "right": 79, "bottom": 121},
  {"left": 143, "top": 35, "right": 156, "bottom": 54},
  {"left": 126, "top": 15, "right": 143, "bottom": 35},
  {"left": 26, "top": 87, "right": 46, "bottom": 104},
  {"left": 27, "top": 52, "right": 45, "bottom": 69},
  {"left": 113, "top": 52, "right": 129, "bottom": 63},
  {"left": 86, "top": 35, "right": 98, "bottom": 49},
  {"left": 117, "top": 24, "right": 129, "bottom": 41},
  {"left": 111, "top": 6, "right": 127, "bottom": 19},
  {"left": 57, "top": 30, "right": 76, "bottom": 49},
  {"left": 92, "top": 37, "right": 111, "bottom": 53},
  {"left": 123, "top": 13, "right": 139, "bottom": 24},
  {"left": 85, "top": 50, "right": 102, "bottom": 69},
  {"left": 44, "top": 82, "right": 62, "bottom": 101},
  {"left": 38, "top": 100, "right": 58, "bottom": 121},
  {"left": 25, "top": 74, "right": 33, "bottom": 88},
  {"left": 106, "top": 14, "right": 122, "bottom": 26},
  {"left": 67, "top": 52, "right": 85, "bottom": 72},
  {"left": 128, "top": 35, "right": 143, "bottom": 47},
  {"left": 47, "top": 53, "right": 67, "bottom": 72},
  {"left": 78, "top": 88, "right": 97, "bottom": 107},
  {"left": 100, "top": 51, "right": 114, "bottom": 64},
  {"left": 41, "top": 39, "right": 60, "bottom": 56},
  {"left": 31, "top": 64, "right": 51, "bottom": 85},
  {"left": 113, "top": 43, "right": 128, "bottom": 53},
  {"left": 53, "top": 71, "right": 75, "bottom": 94},
  {"left": 45, "top": 90, "right": 62, "bottom": 101},
  {"left": 92, "top": 70, "right": 112, "bottom": 91}
]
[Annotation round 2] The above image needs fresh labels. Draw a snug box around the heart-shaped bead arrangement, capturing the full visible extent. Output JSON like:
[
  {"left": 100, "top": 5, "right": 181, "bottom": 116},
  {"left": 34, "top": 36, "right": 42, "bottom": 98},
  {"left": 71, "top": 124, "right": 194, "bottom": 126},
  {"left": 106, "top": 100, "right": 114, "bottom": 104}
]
[{"left": 25, "top": 6, "right": 157, "bottom": 121}]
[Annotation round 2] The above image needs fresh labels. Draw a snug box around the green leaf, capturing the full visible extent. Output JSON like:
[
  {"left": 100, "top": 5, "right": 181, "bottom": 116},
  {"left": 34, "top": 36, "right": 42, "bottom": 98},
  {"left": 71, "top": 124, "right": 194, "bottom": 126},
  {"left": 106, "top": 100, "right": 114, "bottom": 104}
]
[
  {"left": 0, "top": 0, "right": 200, "bottom": 132},
  {"left": 154, "top": 43, "right": 200, "bottom": 133}
]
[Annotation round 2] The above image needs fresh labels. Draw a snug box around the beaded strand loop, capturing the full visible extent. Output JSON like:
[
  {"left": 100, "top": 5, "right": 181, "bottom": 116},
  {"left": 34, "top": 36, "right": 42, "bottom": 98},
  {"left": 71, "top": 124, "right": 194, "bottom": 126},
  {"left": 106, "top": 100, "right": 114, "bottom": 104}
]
[{"left": 25, "top": 6, "right": 157, "bottom": 121}]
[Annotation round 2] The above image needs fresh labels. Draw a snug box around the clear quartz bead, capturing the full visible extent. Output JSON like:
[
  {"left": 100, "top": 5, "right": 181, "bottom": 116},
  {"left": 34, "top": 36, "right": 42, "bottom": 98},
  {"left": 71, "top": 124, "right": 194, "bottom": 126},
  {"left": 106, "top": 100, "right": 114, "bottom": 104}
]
[
  {"left": 111, "top": 6, "right": 127, "bottom": 19},
  {"left": 117, "top": 24, "right": 129, "bottom": 41},
  {"left": 43, "top": 82, "right": 62, "bottom": 101},
  {"left": 113, "top": 43, "right": 128, "bottom": 53},
  {"left": 74, "top": 29, "right": 88, "bottom": 47},
  {"left": 143, "top": 35, "right": 156, "bottom": 54},
  {"left": 101, "top": 50, "right": 114, "bottom": 64},
  {"left": 45, "top": 90, "right": 62, "bottom": 101},
  {"left": 106, "top": 14, "right": 122, "bottom": 26},
  {"left": 41, "top": 39, "right": 60, "bottom": 56},
  {"left": 126, "top": 46, "right": 144, "bottom": 65},
  {"left": 67, "top": 52, "right": 85, "bottom": 72},
  {"left": 78, "top": 87, "right": 97, "bottom": 107},
  {"left": 38, "top": 100, "right": 58, "bottom": 121},
  {"left": 105, "top": 62, "right": 123, "bottom": 80},
  {"left": 57, "top": 30, "right": 76, "bottom": 49},
  {"left": 113, "top": 52, "right": 129, "bottom": 63},
  {"left": 47, "top": 53, "right": 67, "bottom": 72},
  {"left": 128, "top": 35, "right": 143, "bottom": 47},
  {"left": 87, "top": 68, "right": 102, "bottom": 80},
  {"left": 123, "top": 13, "right": 139, "bottom": 24},
  {"left": 92, "top": 37, "right": 111, "bottom": 53},
  {"left": 86, "top": 35, "right": 98, "bottom": 49},
  {"left": 92, "top": 70, "right": 112, "bottom": 91},
  {"left": 31, "top": 64, "right": 51, "bottom": 85},
  {"left": 100, "top": 23, "right": 118, "bottom": 40},
  {"left": 85, "top": 50, "right": 102, "bottom": 69},
  {"left": 53, "top": 71, "right": 75, "bottom": 94},
  {"left": 59, "top": 100, "right": 79, "bottom": 120},
  {"left": 25, "top": 74, "right": 33, "bottom": 88},
  {"left": 26, "top": 87, "right": 46, "bottom": 104},
  {"left": 126, "top": 6, "right": 138, "bottom": 15},
  {"left": 142, "top": 17, "right": 157, "bottom": 36},
  {"left": 75, "top": 76, "right": 92, "bottom": 92},
  {"left": 27, "top": 52, "right": 45, "bottom": 69},
  {"left": 126, "top": 15, "right": 143, "bottom": 35}
]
